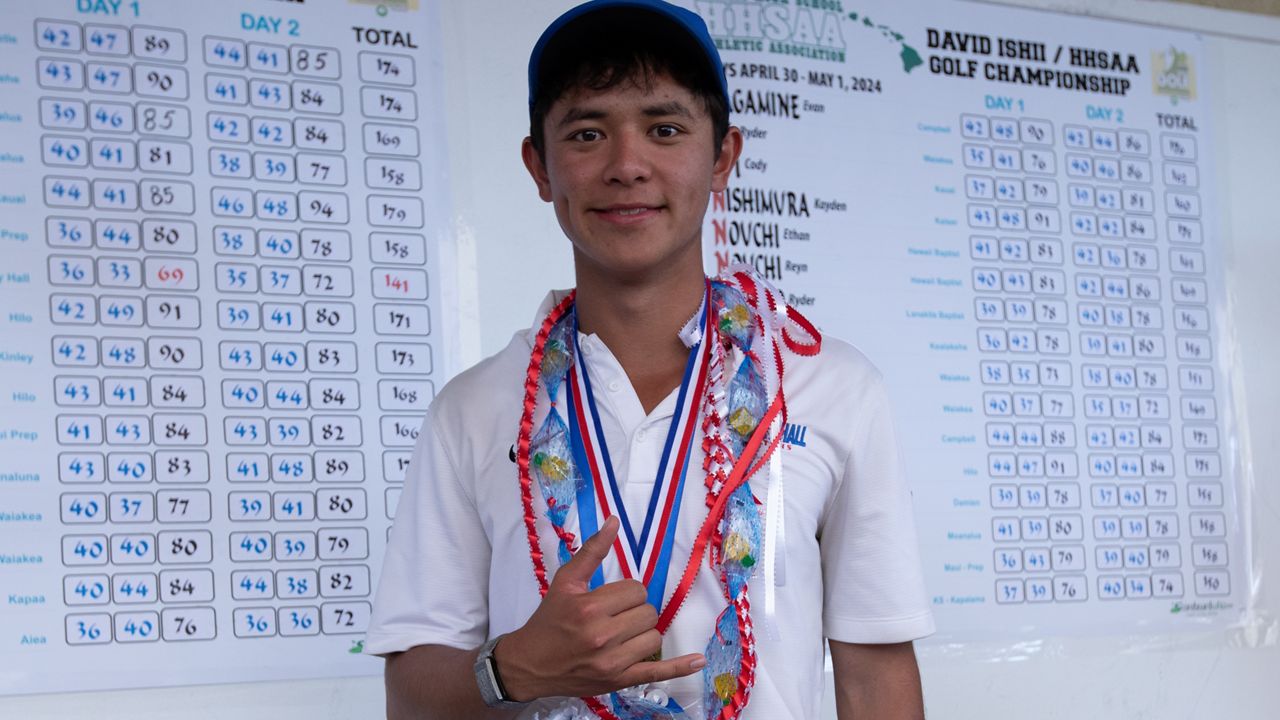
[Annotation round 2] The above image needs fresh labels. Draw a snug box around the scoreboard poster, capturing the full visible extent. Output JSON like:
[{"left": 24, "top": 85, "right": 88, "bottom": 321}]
[
  {"left": 0, "top": 0, "right": 454, "bottom": 693},
  {"left": 697, "top": 0, "right": 1247, "bottom": 641}
]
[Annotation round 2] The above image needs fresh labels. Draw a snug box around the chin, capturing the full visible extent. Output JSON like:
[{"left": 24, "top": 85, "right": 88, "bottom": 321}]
[
  {"left": 578, "top": 248, "right": 688, "bottom": 284},
  {"left": 568, "top": 223, "right": 703, "bottom": 282}
]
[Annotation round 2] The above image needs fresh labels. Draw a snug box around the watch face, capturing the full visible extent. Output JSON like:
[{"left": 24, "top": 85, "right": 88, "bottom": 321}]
[
  {"left": 487, "top": 656, "right": 517, "bottom": 704},
  {"left": 476, "top": 638, "right": 518, "bottom": 707},
  {"left": 483, "top": 655, "right": 502, "bottom": 695}
]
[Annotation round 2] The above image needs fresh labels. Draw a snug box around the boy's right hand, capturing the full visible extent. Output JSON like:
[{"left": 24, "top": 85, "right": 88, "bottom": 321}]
[{"left": 493, "top": 516, "right": 706, "bottom": 701}]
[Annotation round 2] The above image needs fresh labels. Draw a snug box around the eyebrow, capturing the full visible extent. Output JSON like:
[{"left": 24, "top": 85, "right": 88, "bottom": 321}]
[
  {"left": 641, "top": 101, "right": 694, "bottom": 119},
  {"left": 555, "top": 101, "right": 695, "bottom": 129},
  {"left": 556, "top": 107, "right": 606, "bottom": 128}
]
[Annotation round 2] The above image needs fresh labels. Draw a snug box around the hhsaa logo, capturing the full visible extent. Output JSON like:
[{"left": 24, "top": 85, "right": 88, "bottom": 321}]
[
  {"left": 695, "top": 1, "right": 847, "bottom": 62},
  {"left": 1152, "top": 46, "right": 1195, "bottom": 103}
]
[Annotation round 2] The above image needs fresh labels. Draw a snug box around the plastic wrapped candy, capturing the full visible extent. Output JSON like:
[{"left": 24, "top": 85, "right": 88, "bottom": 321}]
[
  {"left": 720, "top": 485, "right": 762, "bottom": 600},
  {"left": 724, "top": 359, "right": 766, "bottom": 458},
  {"left": 530, "top": 316, "right": 580, "bottom": 563},
  {"left": 721, "top": 532, "right": 753, "bottom": 568},
  {"left": 530, "top": 421, "right": 579, "bottom": 566},
  {"left": 542, "top": 318, "right": 575, "bottom": 401},
  {"left": 701, "top": 607, "right": 741, "bottom": 716},
  {"left": 726, "top": 406, "right": 756, "bottom": 439},
  {"left": 530, "top": 415, "right": 576, "bottom": 526},
  {"left": 713, "top": 284, "right": 755, "bottom": 351}
]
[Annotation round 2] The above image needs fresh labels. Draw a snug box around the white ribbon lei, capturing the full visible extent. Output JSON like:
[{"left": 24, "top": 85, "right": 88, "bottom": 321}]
[{"left": 759, "top": 287, "right": 789, "bottom": 642}]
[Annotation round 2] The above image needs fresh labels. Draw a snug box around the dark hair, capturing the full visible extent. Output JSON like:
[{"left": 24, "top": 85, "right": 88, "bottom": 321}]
[{"left": 529, "top": 8, "right": 729, "bottom": 160}]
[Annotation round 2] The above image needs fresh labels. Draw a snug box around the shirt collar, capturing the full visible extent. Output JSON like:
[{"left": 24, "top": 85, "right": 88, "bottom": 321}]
[{"left": 528, "top": 287, "right": 707, "bottom": 350}]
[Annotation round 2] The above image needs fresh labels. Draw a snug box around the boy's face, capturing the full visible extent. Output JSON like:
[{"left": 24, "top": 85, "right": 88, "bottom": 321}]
[{"left": 523, "top": 73, "right": 741, "bottom": 282}]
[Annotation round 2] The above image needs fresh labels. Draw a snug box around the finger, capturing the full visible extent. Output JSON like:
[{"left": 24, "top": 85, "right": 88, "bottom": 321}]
[
  {"left": 554, "top": 515, "right": 620, "bottom": 588},
  {"left": 601, "top": 627, "right": 662, "bottom": 670},
  {"left": 587, "top": 579, "right": 649, "bottom": 616},
  {"left": 601, "top": 602, "right": 660, "bottom": 645},
  {"left": 615, "top": 653, "right": 707, "bottom": 688}
]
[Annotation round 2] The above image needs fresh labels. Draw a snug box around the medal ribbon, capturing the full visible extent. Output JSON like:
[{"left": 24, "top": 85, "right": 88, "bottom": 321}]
[{"left": 566, "top": 288, "right": 711, "bottom": 609}]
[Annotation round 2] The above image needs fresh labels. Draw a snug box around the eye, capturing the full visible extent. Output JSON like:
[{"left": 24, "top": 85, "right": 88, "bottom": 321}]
[
  {"left": 652, "top": 124, "right": 682, "bottom": 139},
  {"left": 569, "top": 128, "right": 603, "bottom": 142}
]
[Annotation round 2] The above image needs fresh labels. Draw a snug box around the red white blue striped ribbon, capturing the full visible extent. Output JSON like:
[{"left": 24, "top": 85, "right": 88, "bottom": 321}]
[{"left": 565, "top": 294, "right": 711, "bottom": 607}]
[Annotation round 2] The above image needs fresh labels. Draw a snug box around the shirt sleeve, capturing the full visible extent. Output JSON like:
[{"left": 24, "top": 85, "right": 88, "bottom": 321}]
[
  {"left": 819, "top": 374, "right": 936, "bottom": 644},
  {"left": 364, "top": 408, "right": 492, "bottom": 655}
]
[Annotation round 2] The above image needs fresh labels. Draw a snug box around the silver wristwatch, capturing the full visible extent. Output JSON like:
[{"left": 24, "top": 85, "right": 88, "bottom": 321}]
[{"left": 474, "top": 635, "right": 527, "bottom": 709}]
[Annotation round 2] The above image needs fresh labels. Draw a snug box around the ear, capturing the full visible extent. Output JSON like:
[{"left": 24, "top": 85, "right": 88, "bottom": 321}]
[
  {"left": 710, "top": 126, "right": 744, "bottom": 193},
  {"left": 522, "top": 137, "right": 554, "bottom": 203}
]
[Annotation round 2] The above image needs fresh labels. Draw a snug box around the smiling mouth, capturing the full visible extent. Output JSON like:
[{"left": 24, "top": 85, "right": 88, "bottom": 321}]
[{"left": 593, "top": 205, "right": 663, "bottom": 222}]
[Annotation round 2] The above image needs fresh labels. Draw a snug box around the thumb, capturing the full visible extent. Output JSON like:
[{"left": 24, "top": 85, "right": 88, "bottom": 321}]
[{"left": 554, "top": 515, "right": 620, "bottom": 589}]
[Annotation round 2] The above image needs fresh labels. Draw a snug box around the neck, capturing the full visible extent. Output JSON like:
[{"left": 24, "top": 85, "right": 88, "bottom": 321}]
[{"left": 573, "top": 259, "right": 706, "bottom": 415}]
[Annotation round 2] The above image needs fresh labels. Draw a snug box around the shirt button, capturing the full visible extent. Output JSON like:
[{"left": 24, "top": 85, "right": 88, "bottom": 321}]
[
  {"left": 637, "top": 429, "right": 648, "bottom": 442},
  {"left": 607, "top": 380, "right": 621, "bottom": 392}
]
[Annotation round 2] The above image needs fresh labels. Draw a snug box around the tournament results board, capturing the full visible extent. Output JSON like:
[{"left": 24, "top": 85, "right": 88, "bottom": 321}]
[
  {"left": 0, "top": 0, "right": 454, "bottom": 693},
  {"left": 696, "top": 0, "right": 1247, "bottom": 639}
]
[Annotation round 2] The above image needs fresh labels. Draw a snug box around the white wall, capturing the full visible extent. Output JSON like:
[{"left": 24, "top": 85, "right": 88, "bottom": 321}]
[{"left": 2, "top": 0, "right": 1277, "bottom": 717}]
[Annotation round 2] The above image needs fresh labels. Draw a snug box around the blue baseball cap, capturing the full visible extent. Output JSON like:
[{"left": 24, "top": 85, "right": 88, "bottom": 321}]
[{"left": 527, "top": 0, "right": 729, "bottom": 111}]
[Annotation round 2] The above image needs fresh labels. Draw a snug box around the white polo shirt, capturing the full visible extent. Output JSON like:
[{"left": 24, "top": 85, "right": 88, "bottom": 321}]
[{"left": 366, "top": 291, "right": 935, "bottom": 719}]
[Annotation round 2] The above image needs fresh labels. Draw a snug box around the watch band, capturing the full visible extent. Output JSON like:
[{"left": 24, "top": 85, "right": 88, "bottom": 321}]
[{"left": 474, "top": 635, "right": 527, "bottom": 708}]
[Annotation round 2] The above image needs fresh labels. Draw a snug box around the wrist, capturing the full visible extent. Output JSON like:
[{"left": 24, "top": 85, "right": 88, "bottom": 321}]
[
  {"left": 474, "top": 634, "right": 529, "bottom": 709},
  {"left": 491, "top": 630, "right": 538, "bottom": 703}
]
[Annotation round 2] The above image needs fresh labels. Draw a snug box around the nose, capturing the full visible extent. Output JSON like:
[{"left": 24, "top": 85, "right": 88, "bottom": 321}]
[{"left": 602, "top": 128, "right": 651, "bottom": 186}]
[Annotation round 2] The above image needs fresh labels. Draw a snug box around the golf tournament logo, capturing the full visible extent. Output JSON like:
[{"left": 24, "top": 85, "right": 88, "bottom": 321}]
[
  {"left": 693, "top": 2, "right": 922, "bottom": 72},
  {"left": 696, "top": 1, "right": 849, "bottom": 62},
  {"left": 1152, "top": 46, "right": 1195, "bottom": 103},
  {"left": 848, "top": 10, "right": 922, "bottom": 73}
]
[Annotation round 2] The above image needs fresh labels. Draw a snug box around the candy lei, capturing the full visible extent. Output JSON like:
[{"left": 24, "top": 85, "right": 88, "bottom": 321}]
[{"left": 517, "top": 268, "right": 820, "bottom": 720}]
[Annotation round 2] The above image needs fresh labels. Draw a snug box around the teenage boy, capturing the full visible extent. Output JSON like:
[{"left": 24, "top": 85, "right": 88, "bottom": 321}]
[{"left": 366, "top": 2, "right": 934, "bottom": 718}]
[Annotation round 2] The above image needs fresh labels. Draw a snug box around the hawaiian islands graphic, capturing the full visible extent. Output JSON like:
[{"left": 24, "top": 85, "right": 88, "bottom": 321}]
[{"left": 850, "top": 11, "right": 923, "bottom": 73}]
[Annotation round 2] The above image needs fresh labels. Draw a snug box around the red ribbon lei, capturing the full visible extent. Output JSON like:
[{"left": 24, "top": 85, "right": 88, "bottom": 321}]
[{"left": 515, "top": 278, "right": 821, "bottom": 719}]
